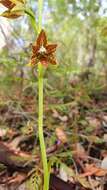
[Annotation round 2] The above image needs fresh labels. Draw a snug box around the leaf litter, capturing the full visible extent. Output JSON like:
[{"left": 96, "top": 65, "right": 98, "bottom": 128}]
[{"left": 0, "top": 77, "right": 107, "bottom": 190}]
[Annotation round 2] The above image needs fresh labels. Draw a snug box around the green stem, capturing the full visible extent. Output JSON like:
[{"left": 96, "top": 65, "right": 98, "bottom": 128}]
[
  {"left": 26, "top": 1, "right": 49, "bottom": 188},
  {"left": 38, "top": 64, "right": 49, "bottom": 190},
  {"left": 38, "top": 0, "right": 49, "bottom": 190},
  {"left": 38, "top": 0, "right": 43, "bottom": 33},
  {"left": 25, "top": 8, "right": 37, "bottom": 33}
]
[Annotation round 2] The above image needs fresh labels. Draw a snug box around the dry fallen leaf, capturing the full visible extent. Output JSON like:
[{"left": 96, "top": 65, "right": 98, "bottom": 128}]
[
  {"left": 72, "top": 143, "right": 87, "bottom": 159},
  {"left": 76, "top": 175, "right": 90, "bottom": 188},
  {"left": 8, "top": 173, "right": 26, "bottom": 184},
  {"left": 52, "top": 109, "right": 68, "bottom": 122},
  {"left": 103, "top": 134, "right": 107, "bottom": 142},
  {"left": 59, "top": 166, "right": 68, "bottom": 182},
  {"left": 101, "top": 157, "right": 107, "bottom": 170},
  {"left": 80, "top": 164, "right": 107, "bottom": 177},
  {"left": 86, "top": 116, "right": 101, "bottom": 128},
  {"left": 55, "top": 127, "right": 67, "bottom": 144}
]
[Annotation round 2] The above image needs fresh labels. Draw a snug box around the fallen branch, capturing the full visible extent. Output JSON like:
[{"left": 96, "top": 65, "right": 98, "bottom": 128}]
[
  {"left": 0, "top": 140, "right": 60, "bottom": 171},
  {"left": 0, "top": 141, "right": 34, "bottom": 170}
]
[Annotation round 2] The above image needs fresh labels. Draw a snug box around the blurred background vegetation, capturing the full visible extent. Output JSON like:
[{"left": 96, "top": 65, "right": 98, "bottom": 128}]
[
  {"left": 1, "top": 0, "right": 107, "bottom": 105},
  {"left": 1, "top": 2, "right": 107, "bottom": 189}
]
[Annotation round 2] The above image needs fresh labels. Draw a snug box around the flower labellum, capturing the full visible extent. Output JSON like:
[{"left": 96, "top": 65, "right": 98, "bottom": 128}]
[{"left": 30, "top": 29, "right": 57, "bottom": 67}]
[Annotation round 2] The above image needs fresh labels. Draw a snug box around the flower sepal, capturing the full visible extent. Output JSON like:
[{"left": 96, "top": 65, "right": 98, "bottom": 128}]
[{"left": 0, "top": 9, "right": 24, "bottom": 18}]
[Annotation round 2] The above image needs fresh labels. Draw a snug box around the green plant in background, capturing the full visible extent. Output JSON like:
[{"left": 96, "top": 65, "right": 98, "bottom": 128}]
[
  {"left": 0, "top": 0, "right": 58, "bottom": 189},
  {"left": 1, "top": 1, "right": 107, "bottom": 189}
]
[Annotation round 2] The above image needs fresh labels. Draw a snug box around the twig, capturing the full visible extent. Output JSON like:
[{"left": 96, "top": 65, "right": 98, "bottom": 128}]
[{"left": 88, "top": 176, "right": 96, "bottom": 190}]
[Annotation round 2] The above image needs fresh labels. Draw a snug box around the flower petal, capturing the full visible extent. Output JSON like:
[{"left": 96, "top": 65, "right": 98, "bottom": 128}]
[
  {"left": 46, "top": 44, "right": 57, "bottom": 54},
  {"left": 32, "top": 45, "right": 39, "bottom": 54},
  {"left": 1, "top": 10, "right": 24, "bottom": 19},
  {"left": 49, "top": 55, "right": 57, "bottom": 65},
  {"left": 31, "top": 57, "right": 38, "bottom": 65},
  {"left": 36, "top": 29, "right": 47, "bottom": 47},
  {"left": 0, "top": 0, "right": 15, "bottom": 9}
]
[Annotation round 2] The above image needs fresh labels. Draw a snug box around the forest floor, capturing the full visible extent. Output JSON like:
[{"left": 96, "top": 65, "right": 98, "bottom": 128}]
[{"left": 0, "top": 76, "right": 107, "bottom": 190}]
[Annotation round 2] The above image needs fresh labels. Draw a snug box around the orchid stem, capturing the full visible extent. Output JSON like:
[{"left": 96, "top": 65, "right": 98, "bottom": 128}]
[
  {"left": 38, "top": 0, "right": 49, "bottom": 190},
  {"left": 38, "top": 63, "right": 49, "bottom": 190},
  {"left": 26, "top": 1, "right": 49, "bottom": 189}
]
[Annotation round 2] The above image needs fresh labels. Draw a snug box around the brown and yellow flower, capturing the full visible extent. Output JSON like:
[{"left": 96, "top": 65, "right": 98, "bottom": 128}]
[{"left": 30, "top": 29, "right": 57, "bottom": 67}]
